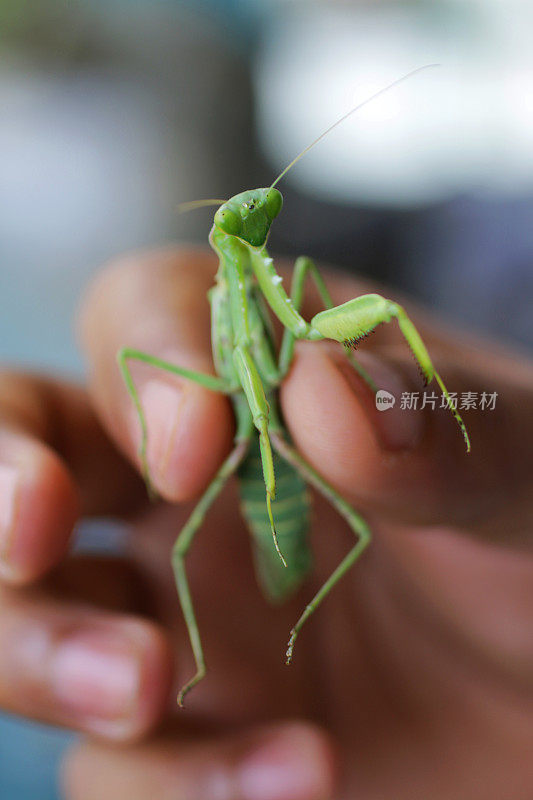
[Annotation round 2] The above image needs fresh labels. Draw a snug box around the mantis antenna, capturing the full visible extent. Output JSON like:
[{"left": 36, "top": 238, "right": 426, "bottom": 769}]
[
  {"left": 177, "top": 198, "right": 228, "bottom": 213},
  {"left": 270, "top": 63, "right": 440, "bottom": 189}
]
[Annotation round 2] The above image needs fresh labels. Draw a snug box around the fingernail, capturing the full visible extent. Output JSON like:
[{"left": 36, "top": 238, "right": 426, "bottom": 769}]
[
  {"left": 0, "top": 463, "right": 21, "bottom": 577},
  {"left": 337, "top": 351, "right": 423, "bottom": 451},
  {"left": 51, "top": 627, "right": 140, "bottom": 728},
  {"left": 237, "top": 728, "right": 331, "bottom": 800},
  {"left": 137, "top": 379, "right": 185, "bottom": 482}
]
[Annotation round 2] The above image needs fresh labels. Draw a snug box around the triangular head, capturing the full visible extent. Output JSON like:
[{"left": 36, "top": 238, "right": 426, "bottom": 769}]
[{"left": 214, "top": 188, "right": 283, "bottom": 248}]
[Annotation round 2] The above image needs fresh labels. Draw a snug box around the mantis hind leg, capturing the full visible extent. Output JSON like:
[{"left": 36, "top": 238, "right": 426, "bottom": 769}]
[
  {"left": 117, "top": 347, "right": 234, "bottom": 498},
  {"left": 172, "top": 440, "right": 249, "bottom": 706},
  {"left": 270, "top": 433, "right": 371, "bottom": 665},
  {"left": 278, "top": 256, "right": 377, "bottom": 392}
]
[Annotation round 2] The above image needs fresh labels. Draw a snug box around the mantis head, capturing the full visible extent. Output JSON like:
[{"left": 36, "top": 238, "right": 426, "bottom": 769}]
[{"left": 214, "top": 188, "right": 283, "bottom": 248}]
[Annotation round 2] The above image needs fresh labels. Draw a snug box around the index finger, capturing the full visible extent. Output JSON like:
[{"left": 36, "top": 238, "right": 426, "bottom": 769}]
[{"left": 79, "top": 248, "right": 235, "bottom": 502}]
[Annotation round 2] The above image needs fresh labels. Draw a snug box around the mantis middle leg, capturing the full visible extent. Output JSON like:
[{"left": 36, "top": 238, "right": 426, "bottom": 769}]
[
  {"left": 278, "top": 256, "right": 378, "bottom": 392},
  {"left": 117, "top": 347, "right": 235, "bottom": 497}
]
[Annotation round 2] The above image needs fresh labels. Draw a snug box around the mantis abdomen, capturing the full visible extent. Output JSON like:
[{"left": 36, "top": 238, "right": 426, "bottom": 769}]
[{"left": 238, "top": 434, "right": 312, "bottom": 604}]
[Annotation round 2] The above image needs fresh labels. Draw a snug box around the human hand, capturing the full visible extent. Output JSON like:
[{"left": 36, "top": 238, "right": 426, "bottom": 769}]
[
  {"left": 65, "top": 247, "right": 533, "bottom": 798},
  {"left": 4, "top": 247, "right": 531, "bottom": 799},
  {"left": 0, "top": 370, "right": 173, "bottom": 740}
]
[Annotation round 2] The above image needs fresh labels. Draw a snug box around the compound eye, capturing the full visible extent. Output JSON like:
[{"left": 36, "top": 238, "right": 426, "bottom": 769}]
[
  {"left": 264, "top": 188, "right": 283, "bottom": 220},
  {"left": 214, "top": 206, "right": 242, "bottom": 236}
]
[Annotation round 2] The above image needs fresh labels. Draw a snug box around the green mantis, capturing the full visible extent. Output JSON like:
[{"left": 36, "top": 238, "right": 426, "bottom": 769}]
[{"left": 118, "top": 66, "right": 470, "bottom": 706}]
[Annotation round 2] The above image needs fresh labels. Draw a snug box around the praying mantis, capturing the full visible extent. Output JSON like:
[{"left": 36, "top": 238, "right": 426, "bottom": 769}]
[{"left": 118, "top": 66, "right": 470, "bottom": 706}]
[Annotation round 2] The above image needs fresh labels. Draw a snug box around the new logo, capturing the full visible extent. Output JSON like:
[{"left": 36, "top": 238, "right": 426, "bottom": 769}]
[{"left": 375, "top": 389, "right": 396, "bottom": 411}]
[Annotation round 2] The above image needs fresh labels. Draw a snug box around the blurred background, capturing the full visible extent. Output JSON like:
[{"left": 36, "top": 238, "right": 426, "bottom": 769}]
[{"left": 0, "top": 0, "right": 532, "bottom": 796}]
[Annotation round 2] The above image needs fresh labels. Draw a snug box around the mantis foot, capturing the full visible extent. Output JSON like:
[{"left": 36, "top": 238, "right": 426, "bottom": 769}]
[
  {"left": 177, "top": 667, "right": 206, "bottom": 708},
  {"left": 285, "top": 629, "right": 297, "bottom": 665}
]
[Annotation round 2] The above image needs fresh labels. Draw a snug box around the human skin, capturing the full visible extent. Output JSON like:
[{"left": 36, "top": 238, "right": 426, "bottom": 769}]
[{"left": 0, "top": 248, "right": 532, "bottom": 799}]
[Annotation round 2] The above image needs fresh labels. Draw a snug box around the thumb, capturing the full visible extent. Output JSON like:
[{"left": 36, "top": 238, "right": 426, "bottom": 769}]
[{"left": 281, "top": 340, "right": 533, "bottom": 541}]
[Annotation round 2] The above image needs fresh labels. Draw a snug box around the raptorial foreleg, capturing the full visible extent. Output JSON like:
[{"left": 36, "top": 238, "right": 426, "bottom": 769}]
[{"left": 311, "top": 295, "right": 470, "bottom": 451}]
